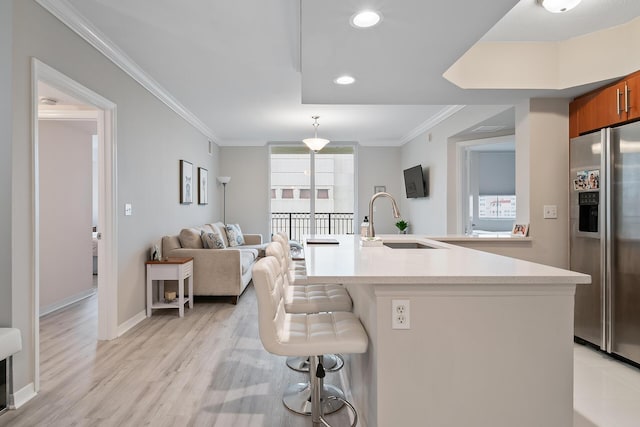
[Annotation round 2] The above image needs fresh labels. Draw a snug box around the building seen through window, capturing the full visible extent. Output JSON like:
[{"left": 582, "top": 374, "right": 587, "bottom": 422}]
[{"left": 270, "top": 146, "right": 355, "bottom": 239}]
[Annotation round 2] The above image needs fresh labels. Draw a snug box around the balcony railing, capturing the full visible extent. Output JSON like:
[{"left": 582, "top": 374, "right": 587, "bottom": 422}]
[{"left": 271, "top": 212, "right": 354, "bottom": 242}]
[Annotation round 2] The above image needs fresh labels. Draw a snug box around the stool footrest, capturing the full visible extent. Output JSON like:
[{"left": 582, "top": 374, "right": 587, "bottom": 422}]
[{"left": 282, "top": 382, "right": 345, "bottom": 415}]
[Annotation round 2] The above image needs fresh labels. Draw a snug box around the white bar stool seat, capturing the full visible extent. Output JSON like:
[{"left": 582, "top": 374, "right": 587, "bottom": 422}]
[
  {"left": 266, "top": 241, "right": 352, "bottom": 314},
  {"left": 273, "top": 233, "right": 307, "bottom": 273},
  {"left": 252, "top": 256, "right": 367, "bottom": 426}
]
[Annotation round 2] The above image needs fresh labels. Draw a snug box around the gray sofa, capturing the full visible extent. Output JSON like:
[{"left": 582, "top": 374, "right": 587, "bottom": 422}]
[{"left": 161, "top": 222, "right": 266, "bottom": 302}]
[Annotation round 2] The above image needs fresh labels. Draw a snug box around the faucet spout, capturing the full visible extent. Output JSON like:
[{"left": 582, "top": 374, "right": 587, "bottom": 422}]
[{"left": 368, "top": 192, "right": 401, "bottom": 238}]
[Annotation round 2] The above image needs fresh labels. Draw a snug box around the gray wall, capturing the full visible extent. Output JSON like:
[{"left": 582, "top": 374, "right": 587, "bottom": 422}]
[
  {"left": 0, "top": 0, "right": 12, "bottom": 327},
  {"left": 11, "top": 0, "right": 220, "bottom": 391},
  {"left": 39, "top": 120, "right": 95, "bottom": 311},
  {"left": 219, "top": 146, "right": 271, "bottom": 238},
  {"left": 402, "top": 101, "right": 570, "bottom": 268},
  {"left": 516, "top": 98, "right": 570, "bottom": 267},
  {"left": 219, "top": 145, "right": 403, "bottom": 239},
  {"left": 357, "top": 146, "right": 402, "bottom": 234},
  {"left": 401, "top": 105, "right": 513, "bottom": 235}
]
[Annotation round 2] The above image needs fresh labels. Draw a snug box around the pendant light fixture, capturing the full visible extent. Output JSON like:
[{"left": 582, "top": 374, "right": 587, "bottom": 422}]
[
  {"left": 537, "top": 0, "right": 582, "bottom": 13},
  {"left": 302, "top": 116, "right": 330, "bottom": 152}
]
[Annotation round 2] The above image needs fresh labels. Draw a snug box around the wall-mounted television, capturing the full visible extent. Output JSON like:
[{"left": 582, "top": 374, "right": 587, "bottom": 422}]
[{"left": 403, "top": 165, "right": 427, "bottom": 198}]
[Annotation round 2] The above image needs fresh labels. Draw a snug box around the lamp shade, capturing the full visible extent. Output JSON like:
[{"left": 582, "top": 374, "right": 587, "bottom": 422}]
[
  {"left": 217, "top": 176, "right": 231, "bottom": 184},
  {"left": 302, "top": 137, "right": 330, "bottom": 152}
]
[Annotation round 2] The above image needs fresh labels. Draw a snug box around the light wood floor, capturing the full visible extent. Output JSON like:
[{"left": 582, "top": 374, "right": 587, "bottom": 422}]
[{"left": 3, "top": 285, "right": 353, "bottom": 426}]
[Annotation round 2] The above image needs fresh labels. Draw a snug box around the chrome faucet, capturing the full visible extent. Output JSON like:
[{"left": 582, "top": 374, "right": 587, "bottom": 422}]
[{"left": 368, "top": 192, "right": 401, "bottom": 238}]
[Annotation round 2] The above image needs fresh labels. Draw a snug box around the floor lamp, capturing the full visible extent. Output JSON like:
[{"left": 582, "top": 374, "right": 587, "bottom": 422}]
[{"left": 217, "top": 176, "right": 231, "bottom": 224}]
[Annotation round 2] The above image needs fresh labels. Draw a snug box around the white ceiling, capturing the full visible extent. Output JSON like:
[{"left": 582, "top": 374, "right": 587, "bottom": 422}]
[
  {"left": 483, "top": 0, "right": 640, "bottom": 42},
  {"left": 50, "top": 0, "right": 640, "bottom": 146}
]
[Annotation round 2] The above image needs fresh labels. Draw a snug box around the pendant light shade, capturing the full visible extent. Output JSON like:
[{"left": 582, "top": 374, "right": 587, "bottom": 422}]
[
  {"left": 538, "top": 0, "right": 582, "bottom": 13},
  {"left": 303, "top": 116, "right": 330, "bottom": 152}
]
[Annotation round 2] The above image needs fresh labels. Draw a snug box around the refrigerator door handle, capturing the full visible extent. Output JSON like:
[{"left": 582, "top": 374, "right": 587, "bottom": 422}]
[{"left": 603, "top": 128, "right": 613, "bottom": 353}]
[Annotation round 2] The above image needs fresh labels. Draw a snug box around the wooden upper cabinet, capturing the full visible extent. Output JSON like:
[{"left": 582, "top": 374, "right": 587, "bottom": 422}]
[
  {"left": 569, "top": 96, "right": 589, "bottom": 139},
  {"left": 625, "top": 72, "right": 640, "bottom": 121},
  {"left": 569, "top": 70, "right": 640, "bottom": 138},
  {"left": 589, "top": 82, "right": 628, "bottom": 129}
]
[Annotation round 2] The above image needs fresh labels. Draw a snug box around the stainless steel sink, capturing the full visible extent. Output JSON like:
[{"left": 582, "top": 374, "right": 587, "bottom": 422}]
[{"left": 383, "top": 242, "right": 440, "bottom": 249}]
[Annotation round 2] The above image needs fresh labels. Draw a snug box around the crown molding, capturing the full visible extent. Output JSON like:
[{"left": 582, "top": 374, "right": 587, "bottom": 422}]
[
  {"left": 400, "top": 105, "right": 466, "bottom": 145},
  {"left": 35, "top": 0, "right": 220, "bottom": 143}
]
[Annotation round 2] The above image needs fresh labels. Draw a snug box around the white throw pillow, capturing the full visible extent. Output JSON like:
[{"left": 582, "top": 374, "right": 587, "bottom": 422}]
[
  {"left": 225, "top": 224, "right": 245, "bottom": 247},
  {"left": 201, "top": 230, "right": 226, "bottom": 249}
]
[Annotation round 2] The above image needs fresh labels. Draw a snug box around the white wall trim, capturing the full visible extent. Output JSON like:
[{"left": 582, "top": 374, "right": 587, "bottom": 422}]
[
  {"left": 117, "top": 310, "right": 146, "bottom": 337},
  {"left": 34, "top": 0, "right": 219, "bottom": 143},
  {"left": 38, "top": 109, "right": 99, "bottom": 121},
  {"left": 400, "top": 105, "right": 466, "bottom": 145},
  {"left": 39, "top": 288, "right": 96, "bottom": 317},
  {"left": 12, "top": 382, "right": 36, "bottom": 409}
]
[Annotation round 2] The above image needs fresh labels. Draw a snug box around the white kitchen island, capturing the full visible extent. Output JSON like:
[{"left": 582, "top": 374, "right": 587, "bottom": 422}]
[{"left": 303, "top": 234, "right": 591, "bottom": 427}]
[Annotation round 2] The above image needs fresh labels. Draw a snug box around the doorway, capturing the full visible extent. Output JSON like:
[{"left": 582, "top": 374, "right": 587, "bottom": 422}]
[
  {"left": 38, "top": 110, "right": 98, "bottom": 316},
  {"left": 32, "top": 59, "right": 118, "bottom": 391},
  {"left": 458, "top": 136, "right": 516, "bottom": 235}
]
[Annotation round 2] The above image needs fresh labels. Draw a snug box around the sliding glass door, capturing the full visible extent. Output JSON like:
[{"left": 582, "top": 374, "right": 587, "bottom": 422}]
[{"left": 270, "top": 146, "right": 355, "bottom": 242}]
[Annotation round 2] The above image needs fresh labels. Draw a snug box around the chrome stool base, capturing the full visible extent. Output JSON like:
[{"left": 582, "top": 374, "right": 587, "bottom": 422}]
[
  {"left": 283, "top": 382, "right": 345, "bottom": 415},
  {"left": 286, "top": 354, "right": 344, "bottom": 372}
]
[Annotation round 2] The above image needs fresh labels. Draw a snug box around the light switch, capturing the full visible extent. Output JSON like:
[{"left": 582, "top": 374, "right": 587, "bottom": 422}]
[
  {"left": 125, "top": 203, "right": 132, "bottom": 216},
  {"left": 543, "top": 205, "right": 557, "bottom": 219}
]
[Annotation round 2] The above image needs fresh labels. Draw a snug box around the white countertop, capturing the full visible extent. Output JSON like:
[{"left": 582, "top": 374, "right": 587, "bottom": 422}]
[
  {"left": 431, "top": 234, "right": 532, "bottom": 242},
  {"left": 304, "top": 234, "right": 591, "bottom": 285}
]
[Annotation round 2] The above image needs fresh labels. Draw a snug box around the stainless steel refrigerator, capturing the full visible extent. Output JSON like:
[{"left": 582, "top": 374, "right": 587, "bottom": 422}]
[{"left": 570, "top": 123, "right": 640, "bottom": 366}]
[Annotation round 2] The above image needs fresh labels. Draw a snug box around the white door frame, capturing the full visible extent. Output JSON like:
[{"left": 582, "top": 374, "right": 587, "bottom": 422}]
[{"left": 31, "top": 58, "right": 118, "bottom": 390}]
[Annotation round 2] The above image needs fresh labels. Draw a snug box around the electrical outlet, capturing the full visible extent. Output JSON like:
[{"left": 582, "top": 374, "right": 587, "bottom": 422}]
[{"left": 392, "top": 299, "right": 410, "bottom": 330}]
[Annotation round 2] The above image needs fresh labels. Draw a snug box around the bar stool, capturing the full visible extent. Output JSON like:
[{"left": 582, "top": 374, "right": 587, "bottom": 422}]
[
  {"left": 269, "top": 238, "right": 349, "bottom": 372},
  {"left": 265, "top": 242, "right": 352, "bottom": 414},
  {"left": 266, "top": 241, "right": 351, "bottom": 314},
  {"left": 252, "top": 256, "right": 367, "bottom": 426},
  {"left": 273, "top": 233, "right": 307, "bottom": 283}
]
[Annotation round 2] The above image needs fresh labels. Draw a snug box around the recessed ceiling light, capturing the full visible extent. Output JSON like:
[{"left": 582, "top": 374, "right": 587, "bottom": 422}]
[
  {"left": 537, "top": 0, "right": 582, "bottom": 13},
  {"left": 334, "top": 75, "right": 355, "bottom": 85},
  {"left": 351, "top": 10, "right": 382, "bottom": 28}
]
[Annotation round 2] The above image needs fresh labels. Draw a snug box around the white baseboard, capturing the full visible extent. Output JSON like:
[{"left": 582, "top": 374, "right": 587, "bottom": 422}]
[
  {"left": 117, "top": 310, "right": 146, "bottom": 337},
  {"left": 12, "top": 382, "right": 36, "bottom": 409},
  {"left": 40, "top": 288, "right": 97, "bottom": 317}
]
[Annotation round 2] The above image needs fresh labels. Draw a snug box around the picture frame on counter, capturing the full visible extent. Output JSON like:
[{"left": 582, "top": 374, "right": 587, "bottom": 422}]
[{"left": 512, "top": 223, "right": 529, "bottom": 236}]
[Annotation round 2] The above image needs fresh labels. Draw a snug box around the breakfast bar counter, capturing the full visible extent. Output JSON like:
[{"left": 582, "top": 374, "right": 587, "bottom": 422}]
[{"left": 303, "top": 234, "right": 590, "bottom": 427}]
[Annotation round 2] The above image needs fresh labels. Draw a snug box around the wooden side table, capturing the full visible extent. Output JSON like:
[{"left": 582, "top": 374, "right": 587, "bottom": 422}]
[{"left": 146, "top": 257, "right": 194, "bottom": 317}]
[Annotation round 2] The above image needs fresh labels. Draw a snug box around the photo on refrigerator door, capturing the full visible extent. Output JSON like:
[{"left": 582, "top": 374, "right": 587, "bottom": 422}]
[{"left": 574, "top": 169, "right": 599, "bottom": 190}]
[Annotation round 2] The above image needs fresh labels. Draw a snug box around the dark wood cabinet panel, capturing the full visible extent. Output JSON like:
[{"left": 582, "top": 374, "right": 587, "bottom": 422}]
[
  {"left": 570, "top": 71, "right": 640, "bottom": 137},
  {"left": 625, "top": 73, "right": 640, "bottom": 121}
]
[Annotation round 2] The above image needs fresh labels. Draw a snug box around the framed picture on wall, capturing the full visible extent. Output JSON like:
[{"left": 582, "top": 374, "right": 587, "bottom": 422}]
[
  {"left": 180, "top": 160, "right": 193, "bottom": 204},
  {"left": 198, "top": 167, "right": 208, "bottom": 205}
]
